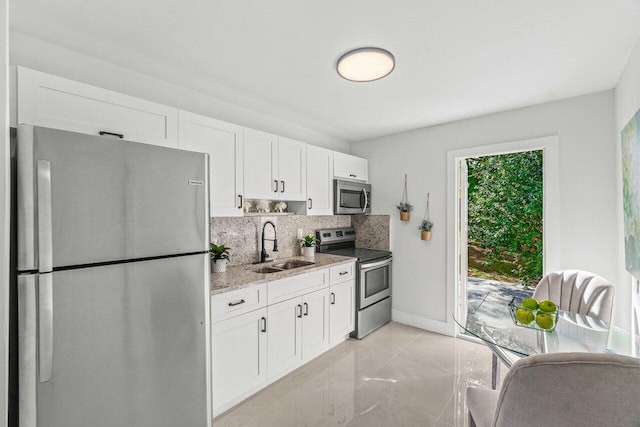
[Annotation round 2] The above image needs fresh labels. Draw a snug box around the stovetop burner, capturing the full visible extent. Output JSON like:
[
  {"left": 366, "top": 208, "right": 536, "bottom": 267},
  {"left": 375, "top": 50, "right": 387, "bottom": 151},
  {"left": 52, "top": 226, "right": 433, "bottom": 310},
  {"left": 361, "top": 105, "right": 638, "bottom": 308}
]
[
  {"left": 323, "top": 247, "right": 391, "bottom": 263},
  {"left": 316, "top": 227, "right": 391, "bottom": 263}
]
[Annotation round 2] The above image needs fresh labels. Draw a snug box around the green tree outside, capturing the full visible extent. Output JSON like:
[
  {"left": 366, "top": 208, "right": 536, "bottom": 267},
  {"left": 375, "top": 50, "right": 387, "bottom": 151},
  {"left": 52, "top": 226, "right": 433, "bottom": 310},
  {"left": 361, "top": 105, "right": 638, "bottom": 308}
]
[{"left": 467, "top": 150, "right": 543, "bottom": 286}]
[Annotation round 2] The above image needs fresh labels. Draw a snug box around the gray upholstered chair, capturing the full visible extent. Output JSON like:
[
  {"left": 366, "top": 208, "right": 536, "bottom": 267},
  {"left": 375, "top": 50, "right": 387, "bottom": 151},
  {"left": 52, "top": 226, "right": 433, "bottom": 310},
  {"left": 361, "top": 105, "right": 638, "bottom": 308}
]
[
  {"left": 532, "top": 270, "right": 615, "bottom": 323},
  {"left": 467, "top": 352, "right": 640, "bottom": 427}
]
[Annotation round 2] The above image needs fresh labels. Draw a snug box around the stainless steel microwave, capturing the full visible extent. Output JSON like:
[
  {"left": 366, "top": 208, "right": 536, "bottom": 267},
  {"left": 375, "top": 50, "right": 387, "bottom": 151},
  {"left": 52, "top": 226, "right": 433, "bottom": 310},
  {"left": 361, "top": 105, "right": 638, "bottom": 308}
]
[{"left": 334, "top": 179, "right": 371, "bottom": 214}]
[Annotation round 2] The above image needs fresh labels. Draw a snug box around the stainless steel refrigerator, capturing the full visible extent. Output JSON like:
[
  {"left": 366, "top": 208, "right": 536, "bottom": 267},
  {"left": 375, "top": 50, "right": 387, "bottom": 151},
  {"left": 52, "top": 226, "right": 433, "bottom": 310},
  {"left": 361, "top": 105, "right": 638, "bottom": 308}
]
[{"left": 15, "top": 125, "right": 211, "bottom": 427}]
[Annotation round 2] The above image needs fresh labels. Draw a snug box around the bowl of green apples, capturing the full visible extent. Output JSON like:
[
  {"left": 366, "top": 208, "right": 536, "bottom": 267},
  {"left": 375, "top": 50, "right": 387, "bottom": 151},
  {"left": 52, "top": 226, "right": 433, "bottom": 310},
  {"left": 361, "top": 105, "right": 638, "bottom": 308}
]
[{"left": 508, "top": 297, "right": 558, "bottom": 331}]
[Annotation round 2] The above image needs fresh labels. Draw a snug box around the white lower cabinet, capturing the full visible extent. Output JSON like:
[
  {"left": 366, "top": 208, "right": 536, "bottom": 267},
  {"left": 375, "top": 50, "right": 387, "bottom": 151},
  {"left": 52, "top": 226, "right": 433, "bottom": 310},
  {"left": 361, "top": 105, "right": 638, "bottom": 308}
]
[
  {"left": 329, "top": 279, "right": 355, "bottom": 344},
  {"left": 300, "top": 288, "right": 330, "bottom": 360},
  {"left": 212, "top": 264, "right": 355, "bottom": 418},
  {"left": 267, "top": 288, "right": 329, "bottom": 380},
  {"left": 266, "top": 297, "right": 302, "bottom": 378},
  {"left": 211, "top": 307, "right": 267, "bottom": 415}
]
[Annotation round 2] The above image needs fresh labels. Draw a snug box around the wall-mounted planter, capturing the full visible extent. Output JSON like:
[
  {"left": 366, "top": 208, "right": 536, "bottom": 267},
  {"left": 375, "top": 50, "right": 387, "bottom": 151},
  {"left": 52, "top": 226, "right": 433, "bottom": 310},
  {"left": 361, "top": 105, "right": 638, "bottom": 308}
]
[
  {"left": 421, "top": 231, "right": 432, "bottom": 241},
  {"left": 397, "top": 174, "right": 413, "bottom": 222}
]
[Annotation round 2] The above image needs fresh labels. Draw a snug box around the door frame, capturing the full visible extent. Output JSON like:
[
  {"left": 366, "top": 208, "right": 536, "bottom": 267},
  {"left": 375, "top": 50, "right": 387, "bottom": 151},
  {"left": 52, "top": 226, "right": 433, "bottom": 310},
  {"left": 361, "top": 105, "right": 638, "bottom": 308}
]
[{"left": 446, "top": 135, "right": 560, "bottom": 337}]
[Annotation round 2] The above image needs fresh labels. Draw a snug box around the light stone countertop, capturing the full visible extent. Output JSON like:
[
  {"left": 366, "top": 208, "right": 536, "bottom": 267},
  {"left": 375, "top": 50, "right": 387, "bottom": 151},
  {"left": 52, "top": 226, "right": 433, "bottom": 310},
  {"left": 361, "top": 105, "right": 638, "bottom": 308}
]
[{"left": 210, "top": 253, "right": 357, "bottom": 295}]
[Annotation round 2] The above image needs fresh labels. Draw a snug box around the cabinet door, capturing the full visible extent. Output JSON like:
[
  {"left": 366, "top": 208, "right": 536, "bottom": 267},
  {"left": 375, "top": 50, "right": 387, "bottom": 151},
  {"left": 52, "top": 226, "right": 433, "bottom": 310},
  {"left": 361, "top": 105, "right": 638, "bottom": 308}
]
[
  {"left": 333, "top": 151, "right": 368, "bottom": 182},
  {"left": 18, "top": 67, "right": 178, "bottom": 148},
  {"left": 178, "top": 111, "right": 243, "bottom": 217},
  {"left": 302, "top": 289, "right": 330, "bottom": 360},
  {"left": 306, "top": 145, "right": 333, "bottom": 215},
  {"left": 211, "top": 308, "right": 267, "bottom": 415},
  {"left": 329, "top": 280, "right": 355, "bottom": 344},
  {"left": 244, "top": 128, "right": 279, "bottom": 199},
  {"left": 267, "top": 298, "right": 302, "bottom": 379},
  {"left": 278, "top": 137, "right": 306, "bottom": 201}
]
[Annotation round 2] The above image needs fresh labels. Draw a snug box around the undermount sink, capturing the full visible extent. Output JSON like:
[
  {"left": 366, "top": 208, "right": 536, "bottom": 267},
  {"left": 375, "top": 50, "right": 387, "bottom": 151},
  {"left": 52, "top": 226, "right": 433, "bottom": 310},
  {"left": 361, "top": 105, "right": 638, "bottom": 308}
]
[
  {"left": 272, "top": 260, "right": 315, "bottom": 270},
  {"left": 252, "top": 260, "right": 315, "bottom": 274},
  {"left": 252, "top": 266, "right": 283, "bottom": 274}
]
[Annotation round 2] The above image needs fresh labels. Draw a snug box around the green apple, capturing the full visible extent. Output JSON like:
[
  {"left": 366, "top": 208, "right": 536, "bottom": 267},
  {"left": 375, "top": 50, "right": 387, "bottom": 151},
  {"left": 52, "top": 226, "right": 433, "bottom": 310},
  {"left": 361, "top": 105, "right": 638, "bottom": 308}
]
[
  {"left": 521, "top": 297, "right": 539, "bottom": 310},
  {"left": 538, "top": 300, "right": 557, "bottom": 313},
  {"left": 515, "top": 307, "right": 535, "bottom": 325},
  {"left": 536, "top": 312, "right": 554, "bottom": 330}
]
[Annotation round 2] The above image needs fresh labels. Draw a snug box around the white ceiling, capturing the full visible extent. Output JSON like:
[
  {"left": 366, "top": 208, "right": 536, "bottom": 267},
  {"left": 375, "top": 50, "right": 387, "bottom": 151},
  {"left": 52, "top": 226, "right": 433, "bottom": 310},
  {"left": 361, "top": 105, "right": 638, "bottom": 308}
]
[{"left": 10, "top": 0, "right": 640, "bottom": 142}]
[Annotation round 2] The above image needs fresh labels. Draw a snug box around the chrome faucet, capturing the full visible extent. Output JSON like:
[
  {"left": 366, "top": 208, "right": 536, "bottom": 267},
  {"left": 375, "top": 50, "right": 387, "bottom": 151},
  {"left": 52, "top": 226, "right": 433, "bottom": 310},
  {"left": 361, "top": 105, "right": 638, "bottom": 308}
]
[{"left": 260, "top": 221, "right": 278, "bottom": 263}]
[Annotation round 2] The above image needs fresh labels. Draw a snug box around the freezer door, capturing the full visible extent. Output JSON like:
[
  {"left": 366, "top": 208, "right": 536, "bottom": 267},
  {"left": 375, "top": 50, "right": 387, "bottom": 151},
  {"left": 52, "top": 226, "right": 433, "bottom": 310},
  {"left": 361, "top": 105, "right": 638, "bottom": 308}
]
[
  {"left": 17, "top": 125, "right": 209, "bottom": 270},
  {"left": 18, "top": 254, "right": 210, "bottom": 427}
]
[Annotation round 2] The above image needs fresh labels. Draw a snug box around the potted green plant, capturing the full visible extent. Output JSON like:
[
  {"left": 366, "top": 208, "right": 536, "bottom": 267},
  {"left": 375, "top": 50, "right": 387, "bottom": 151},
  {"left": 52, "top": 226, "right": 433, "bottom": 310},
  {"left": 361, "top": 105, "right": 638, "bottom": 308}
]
[
  {"left": 210, "top": 243, "right": 231, "bottom": 273},
  {"left": 397, "top": 174, "right": 413, "bottom": 221},
  {"left": 396, "top": 202, "right": 413, "bottom": 221},
  {"left": 418, "top": 220, "right": 433, "bottom": 241},
  {"left": 298, "top": 234, "right": 317, "bottom": 258}
]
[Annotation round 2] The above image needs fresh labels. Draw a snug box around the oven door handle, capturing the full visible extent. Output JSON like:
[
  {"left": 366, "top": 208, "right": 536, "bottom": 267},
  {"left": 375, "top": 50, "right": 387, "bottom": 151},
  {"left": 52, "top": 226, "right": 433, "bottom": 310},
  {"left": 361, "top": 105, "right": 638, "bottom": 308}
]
[{"left": 360, "top": 257, "right": 392, "bottom": 270}]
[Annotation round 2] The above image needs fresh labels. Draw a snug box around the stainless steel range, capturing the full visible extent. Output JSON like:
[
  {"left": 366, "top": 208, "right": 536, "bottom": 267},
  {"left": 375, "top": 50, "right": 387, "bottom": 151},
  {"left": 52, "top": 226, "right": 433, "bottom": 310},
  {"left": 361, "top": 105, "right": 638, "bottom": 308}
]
[{"left": 316, "top": 227, "right": 392, "bottom": 339}]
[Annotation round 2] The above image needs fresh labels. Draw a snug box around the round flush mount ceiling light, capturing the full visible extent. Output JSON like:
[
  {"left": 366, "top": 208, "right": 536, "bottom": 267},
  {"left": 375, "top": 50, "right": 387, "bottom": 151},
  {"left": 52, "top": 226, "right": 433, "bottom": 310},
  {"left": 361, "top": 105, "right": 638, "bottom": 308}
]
[{"left": 336, "top": 47, "right": 395, "bottom": 82}]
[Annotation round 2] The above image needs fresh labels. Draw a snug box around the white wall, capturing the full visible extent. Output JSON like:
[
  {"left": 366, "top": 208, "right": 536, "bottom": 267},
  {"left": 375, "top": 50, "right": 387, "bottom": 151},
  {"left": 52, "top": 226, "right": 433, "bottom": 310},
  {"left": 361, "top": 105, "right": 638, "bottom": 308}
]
[
  {"left": 8, "top": 31, "right": 349, "bottom": 152},
  {"left": 615, "top": 36, "right": 640, "bottom": 333},
  {"left": 351, "top": 91, "right": 622, "bottom": 330}
]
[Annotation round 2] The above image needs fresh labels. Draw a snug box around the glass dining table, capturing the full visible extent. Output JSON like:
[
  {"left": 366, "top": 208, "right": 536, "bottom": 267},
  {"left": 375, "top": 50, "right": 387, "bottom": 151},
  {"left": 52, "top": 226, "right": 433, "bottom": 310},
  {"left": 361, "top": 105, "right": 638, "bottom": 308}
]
[{"left": 454, "top": 293, "right": 639, "bottom": 389}]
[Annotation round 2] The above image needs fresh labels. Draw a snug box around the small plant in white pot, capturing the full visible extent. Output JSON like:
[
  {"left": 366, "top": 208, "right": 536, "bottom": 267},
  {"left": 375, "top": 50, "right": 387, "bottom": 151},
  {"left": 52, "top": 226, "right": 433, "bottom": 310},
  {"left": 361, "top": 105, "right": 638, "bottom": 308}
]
[
  {"left": 299, "top": 235, "right": 317, "bottom": 257},
  {"left": 418, "top": 220, "right": 433, "bottom": 241},
  {"left": 210, "top": 243, "right": 230, "bottom": 273}
]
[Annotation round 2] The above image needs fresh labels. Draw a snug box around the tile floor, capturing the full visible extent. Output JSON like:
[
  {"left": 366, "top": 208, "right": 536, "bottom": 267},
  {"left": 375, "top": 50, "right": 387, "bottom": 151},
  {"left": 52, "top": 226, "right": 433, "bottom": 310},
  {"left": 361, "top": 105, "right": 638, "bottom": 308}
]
[{"left": 214, "top": 322, "right": 500, "bottom": 426}]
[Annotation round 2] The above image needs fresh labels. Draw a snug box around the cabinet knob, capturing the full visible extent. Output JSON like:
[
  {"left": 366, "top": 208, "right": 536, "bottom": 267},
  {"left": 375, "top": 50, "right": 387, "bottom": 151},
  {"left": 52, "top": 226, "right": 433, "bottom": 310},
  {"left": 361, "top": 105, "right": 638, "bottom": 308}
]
[
  {"left": 237, "top": 194, "right": 243, "bottom": 209},
  {"left": 280, "top": 180, "right": 285, "bottom": 193},
  {"left": 273, "top": 180, "right": 279, "bottom": 192},
  {"left": 308, "top": 198, "right": 312, "bottom": 209},
  {"left": 261, "top": 317, "right": 267, "bottom": 333},
  {"left": 330, "top": 292, "right": 336, "bottom": 305}
]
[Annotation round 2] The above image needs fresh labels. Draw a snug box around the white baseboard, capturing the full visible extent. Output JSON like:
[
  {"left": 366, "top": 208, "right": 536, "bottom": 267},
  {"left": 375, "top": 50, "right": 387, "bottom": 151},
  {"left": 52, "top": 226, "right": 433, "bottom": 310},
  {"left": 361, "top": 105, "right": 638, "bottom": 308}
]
[{"left": 392, "top": 309, "right": 455, "bottom": 337}]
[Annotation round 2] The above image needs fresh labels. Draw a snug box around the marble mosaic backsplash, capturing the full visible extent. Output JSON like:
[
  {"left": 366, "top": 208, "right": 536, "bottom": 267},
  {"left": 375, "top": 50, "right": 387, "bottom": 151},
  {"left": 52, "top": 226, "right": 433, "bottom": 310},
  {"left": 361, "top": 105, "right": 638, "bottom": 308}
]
[{"left": 210, "top": 214, "right": 390, "bottom": 266}]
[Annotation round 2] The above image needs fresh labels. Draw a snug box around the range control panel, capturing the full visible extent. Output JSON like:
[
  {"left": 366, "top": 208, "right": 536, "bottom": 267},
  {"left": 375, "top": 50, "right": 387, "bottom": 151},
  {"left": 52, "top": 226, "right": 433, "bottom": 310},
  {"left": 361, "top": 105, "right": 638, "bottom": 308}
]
[{"left": 316, "top": 227, "right": 356, "bottom": 245}]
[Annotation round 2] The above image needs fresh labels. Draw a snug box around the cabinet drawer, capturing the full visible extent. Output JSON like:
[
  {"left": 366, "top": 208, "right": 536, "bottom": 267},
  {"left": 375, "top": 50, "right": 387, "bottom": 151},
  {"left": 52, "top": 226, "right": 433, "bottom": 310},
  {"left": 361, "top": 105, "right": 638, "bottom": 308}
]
[
  {"left": 268, "top": 269, "right": 328, "bottom": 305},
  {"left": 211, "top": 283, "right": 267, "bottom": 323},
  {"left": 330, "top": 262, "right": 355, "bottom": 285}
]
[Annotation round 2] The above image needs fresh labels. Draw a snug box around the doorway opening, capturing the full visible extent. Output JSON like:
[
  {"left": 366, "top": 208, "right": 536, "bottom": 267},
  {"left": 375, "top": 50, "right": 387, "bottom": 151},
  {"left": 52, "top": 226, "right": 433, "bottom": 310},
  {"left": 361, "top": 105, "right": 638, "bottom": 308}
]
[{"left": 459, "top": 150, "right": 543, "bottom": 336}]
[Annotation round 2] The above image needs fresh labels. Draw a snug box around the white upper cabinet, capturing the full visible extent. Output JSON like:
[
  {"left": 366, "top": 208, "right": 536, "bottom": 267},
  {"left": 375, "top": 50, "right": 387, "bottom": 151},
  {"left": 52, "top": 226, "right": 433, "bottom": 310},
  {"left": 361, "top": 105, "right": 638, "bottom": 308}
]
[
  {"left": 178, "top": 111, "right": 244, "bottom": 217},
  {"left": 333, "top": 152, "right": 368, "bottom": 182},
  {"left": 243, "top": 129, "right": 307, "bottom": 201},
  {"left": 306, "top": 145, "right": 333, "bottom": 215},
  {"left": 278, "top": 137, "right": 306, "bottom": 201},
  {"left": 17, "top": 67, "right": 178, "bottom": 148},
  {"left": 244, "top": 128, "right": 279, "bottom": 200}
]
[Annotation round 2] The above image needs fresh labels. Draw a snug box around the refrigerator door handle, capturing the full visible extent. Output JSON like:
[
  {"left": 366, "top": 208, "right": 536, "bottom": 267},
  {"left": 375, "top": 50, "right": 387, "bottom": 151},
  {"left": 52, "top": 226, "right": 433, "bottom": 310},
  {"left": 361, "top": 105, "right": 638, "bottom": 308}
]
[
  {"left": 39, "top": 273, "right": 54, "bottom": 382},
  {"left": 37, "top": 160, "right": 53, "bottom": 272}
]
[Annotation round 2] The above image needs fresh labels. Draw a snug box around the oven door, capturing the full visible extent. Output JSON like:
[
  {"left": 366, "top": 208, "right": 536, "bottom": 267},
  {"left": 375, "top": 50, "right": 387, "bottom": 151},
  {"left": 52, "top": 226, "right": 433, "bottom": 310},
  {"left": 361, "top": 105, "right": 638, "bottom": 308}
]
[{"left": 359, "top": 257, "right": 392, "bottom": 309}]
